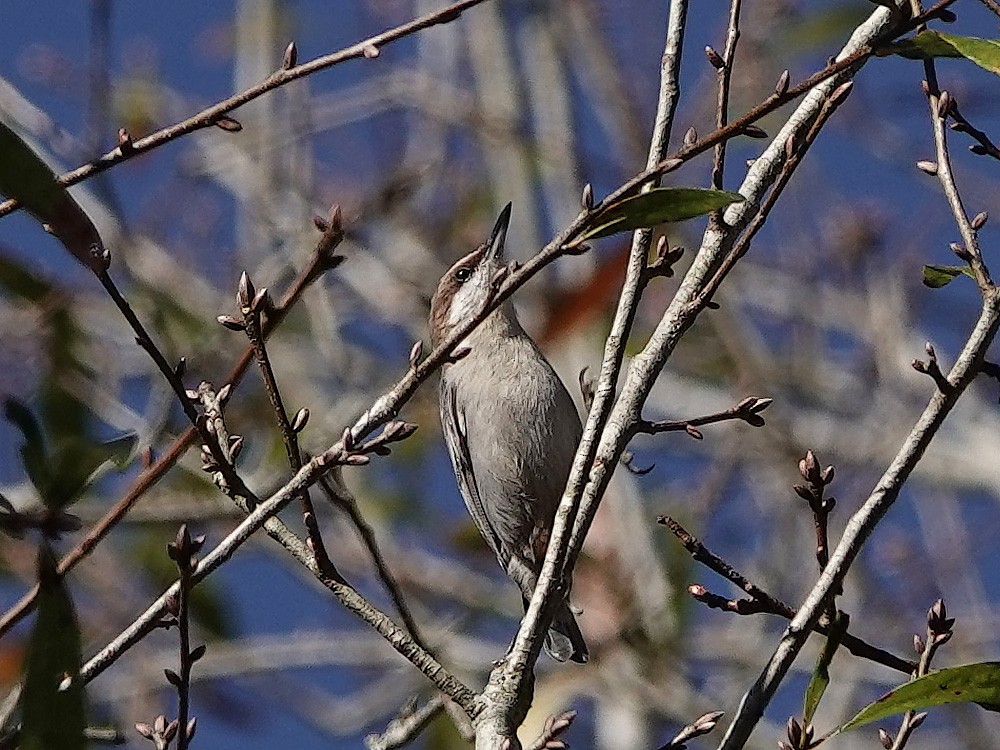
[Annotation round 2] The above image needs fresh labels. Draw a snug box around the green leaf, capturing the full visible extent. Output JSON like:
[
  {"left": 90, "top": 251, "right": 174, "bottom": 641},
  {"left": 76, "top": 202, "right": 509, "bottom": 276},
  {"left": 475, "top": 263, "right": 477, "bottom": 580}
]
[
  {"left": 880, "top": 31, "right": 1000, "bottom": 75},
  {"left": 836, "top": 662, "right": 1000, "bottom": 734},
  {"left": 581, "top": 187, "right": 744, "bottom": 240},
  {"left": 4, "top": 398, "right": 51, "bottom": 503},
  {"left": 880, "top": 30, "right": 964, "bottom": 60},
  {"left": 4, "top": 397, "right": 136, "bottom": 510},
  {"left": 46, "top": 432, "right": 137, "bottom": 510},
  {"left": 20, "top": 543, "right": 86, "bottom": 750},
  {"left": 922, "top": 264, "right": 975, "bottom": 288},
  {"left": 939, "top": 32, "right": 1000, "bottom": 75},
  {"left": 0, "top": 121, "right": 105, "bottom": 272},
  {"left": 803, "top": 611, "right": 849, "bottom": 724}
]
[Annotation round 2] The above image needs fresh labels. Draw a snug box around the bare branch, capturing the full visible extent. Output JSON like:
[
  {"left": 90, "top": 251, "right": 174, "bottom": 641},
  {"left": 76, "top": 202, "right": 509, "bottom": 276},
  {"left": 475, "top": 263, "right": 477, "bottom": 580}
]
[{"left": 0, "top": 0, "right": 492, "bottom": 220}]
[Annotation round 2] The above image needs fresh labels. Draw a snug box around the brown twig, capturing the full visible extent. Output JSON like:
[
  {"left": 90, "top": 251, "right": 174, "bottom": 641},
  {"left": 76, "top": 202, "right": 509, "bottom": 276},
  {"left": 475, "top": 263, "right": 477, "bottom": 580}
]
[
  {"left": 165, "top": 525, "right": 204, "bottom": 750},
  {"left": 636, "top": 396, "right": 772, "bottom": 440},
  {"left": 658, "top": 516, "right": 915, "bottom": 674},
  {"left": 364, "top": 697, "right": 444, "bottom": 750},
  {"left": 792, "top": 451, "right": 836, "bottom": 573},
  {"left": 948, "top": 98, "right": 1000, "bottom": 162},
  {"left": 708, "top": 0, "right": 742, "bottom": 196},
  {"left": 0, "top": 0, "right": 492, "bottom": 220},
  {"left": 234, "top": 266, "right": 338, "bottom": 577},
  {"left": 318, "top": 470, "right": 428, "bottom": 652},
  {"left": 0, "top": 217, "right": 344, "bottom": 638}
]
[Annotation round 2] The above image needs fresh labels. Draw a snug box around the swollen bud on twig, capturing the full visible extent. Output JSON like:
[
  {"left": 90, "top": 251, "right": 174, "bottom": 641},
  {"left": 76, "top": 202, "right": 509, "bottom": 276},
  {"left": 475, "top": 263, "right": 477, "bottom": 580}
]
[
  {"left": 581, "top": 182, "right": 594, "bottom": 210},
  {"left": 971, "top": 211, "right": 988, "bottom": 230},
  {"left": 291, "top": 407, "right": 310, "bottom": 433},
  {"left": 214, "top": 116, "right": 243, "bottom": 132},
  {"left": 217, "top": 315, "right": 245, "bottom": 331},
  {"left": 951, "top": 242, "right": 972, "bottom": 261},
  {"left": 684, "top": 126, "right": 697, "bottom": 146},
  {"left": 282, "top": 41, "right": 298, "bottom": 69},
  {"left": 363, "top": 44, "right": 379, "bottom": 59},
  {"left": 408, "top": 339, "right": 423, "bottom": 368},
  {"left": 216, "top": 383, "right": 232, "bottom": 405},
  {"left": 741, "top": 124, "right": 768, "bottom": 139},
  {"left": 829, "top": 80, "right": 854, "bottom": 107},
  {"left": 937, "top": 90, "right": 952, "bottom": 119},
  {"left": 915, "top": 160, "right": 938, "bottom": 175},
  {"left": 775, "top": 69, "right": 790, "bottom": 96},
  {"left": 237, "top": 271, "right": 255, "bottom": 310},
  {"left": 117, "top": 127, "right": 134, "bottom": 155},
  {"left": 705, "top": 45, "right": 725, "bottom": 69}
]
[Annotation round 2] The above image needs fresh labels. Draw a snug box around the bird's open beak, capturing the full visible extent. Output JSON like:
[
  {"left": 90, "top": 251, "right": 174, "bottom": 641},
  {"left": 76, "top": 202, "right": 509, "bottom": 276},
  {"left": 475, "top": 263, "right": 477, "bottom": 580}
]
[{"left": 486, "top": 202, "right": 512, "bottom": 263}]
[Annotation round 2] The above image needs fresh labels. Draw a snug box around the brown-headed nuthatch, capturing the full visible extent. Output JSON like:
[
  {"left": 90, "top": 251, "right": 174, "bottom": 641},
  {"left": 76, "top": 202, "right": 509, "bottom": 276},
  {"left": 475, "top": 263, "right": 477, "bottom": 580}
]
[{"left": 430, "top": 203, "right": 588, "bottom": 663}]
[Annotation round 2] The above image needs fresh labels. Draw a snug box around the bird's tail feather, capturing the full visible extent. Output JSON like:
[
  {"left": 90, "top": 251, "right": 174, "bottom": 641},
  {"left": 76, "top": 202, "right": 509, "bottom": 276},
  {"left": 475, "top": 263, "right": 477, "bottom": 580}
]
[{"left": 543, "top": 602, "right": 589, "bottom": 664}]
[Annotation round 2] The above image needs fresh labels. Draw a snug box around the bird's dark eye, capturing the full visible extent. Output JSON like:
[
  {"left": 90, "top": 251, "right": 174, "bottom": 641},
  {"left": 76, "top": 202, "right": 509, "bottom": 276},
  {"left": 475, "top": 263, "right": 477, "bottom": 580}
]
[{"left": 454, "top": 267, "right": 472, "bottom": 283}]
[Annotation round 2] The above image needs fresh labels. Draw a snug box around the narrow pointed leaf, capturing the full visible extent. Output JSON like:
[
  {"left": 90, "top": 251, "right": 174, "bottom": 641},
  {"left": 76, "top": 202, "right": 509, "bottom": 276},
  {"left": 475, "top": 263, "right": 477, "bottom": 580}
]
[
  {"left": 803, "top": 612, "right": 848, "bottom": 724},
  {"left": 836, "top": 662, "right": 1000, "bottom": 735},
  {"left": 881, "top": 31, "right": 1000, "bottom": 76},
  {"left": 922, "top": 264, "right": 974, "bottom": 288},
  {"left": 582, "top": 187, "right": 744, "bottom": 240},
  {"left": 21, "top": 544, "right": 86, "bottom": 750},
  {"left": 939, "top": 32, "right": 1000, "bottom": 75},
  {"left": 47, "top": 432, "right": 137, "bottom": 510},
  {"left": 4, "top": 398, "right": 51, "bottom": 502},
  {"left": 0, "top": 122, "right": 105, "bottom": 272},
  {"left": 880, "top": 30, "right": 964, "bottom": 60}
]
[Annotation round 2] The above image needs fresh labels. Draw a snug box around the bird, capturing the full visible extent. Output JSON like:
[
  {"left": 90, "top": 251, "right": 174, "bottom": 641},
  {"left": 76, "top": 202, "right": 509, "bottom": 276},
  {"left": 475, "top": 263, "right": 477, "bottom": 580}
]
[{"left": 429, "top": 203, "right": 588, "bottom": 663}]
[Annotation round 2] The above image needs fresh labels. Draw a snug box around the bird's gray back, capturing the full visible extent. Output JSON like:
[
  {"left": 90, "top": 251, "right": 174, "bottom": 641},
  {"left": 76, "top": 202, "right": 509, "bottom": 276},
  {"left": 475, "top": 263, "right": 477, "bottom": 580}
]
[{"left": 440, "top": 332, "right": 582, "bottom": 571}]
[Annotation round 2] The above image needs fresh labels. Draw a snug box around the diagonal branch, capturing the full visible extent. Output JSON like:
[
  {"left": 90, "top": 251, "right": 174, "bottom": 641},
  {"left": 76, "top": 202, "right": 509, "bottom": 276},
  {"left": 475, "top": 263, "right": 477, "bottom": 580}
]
[
  {"left": 0, "top": 0, "right": 493, "bottom": 220},
  {"left": 0, "top": 211, "right": 344, "bottom": 638},
  {"left": 717, "top": 41, "right": 1000, "bottom": 750},
  {"left": 659, "top": 516, "right": 915, "bottom": 674}
]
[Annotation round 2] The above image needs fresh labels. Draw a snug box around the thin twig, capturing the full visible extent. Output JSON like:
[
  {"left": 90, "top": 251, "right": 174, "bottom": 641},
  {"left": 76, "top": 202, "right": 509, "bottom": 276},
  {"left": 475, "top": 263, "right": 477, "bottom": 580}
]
[
  {"left": 659, "top": 516, "right": 914, "bottom": 674},
  {"left": 922, "top": 64, "right": 994, "bottom": 290},
  {"left": 0, "top": 0, "right": 492, "bottom": 220},
  {"left": 887, "top": 600, "right": 953, "bottom": 750},
  {"left": 318, "top": 471, "right": 428, "bottom": 652},
  {"left": 474, "top": 1, "right": 692, "bottom": 738},
  {"left": 717, "top": 47, "right": 1000, "bottom": 750},
  {"left": 949, "top": 98, "right": 1000, "bottom": 162},
  {"left": 364, "top": 696, "right": 447, "bottom": 750},
  {"left": 166, "top": 525, "right": 204, "bottom": 750},
  {"left": 635, "top": 395, "right": 772, "bottom": 440},
  {"left": 709, "top": 0, "right": 742, "bottom": 194},
  {"left": 0, "top": 229, "right": 343, "bottom": 638},
  {"left": 236, "top": 270, "right": 337, "bottom": 576}
]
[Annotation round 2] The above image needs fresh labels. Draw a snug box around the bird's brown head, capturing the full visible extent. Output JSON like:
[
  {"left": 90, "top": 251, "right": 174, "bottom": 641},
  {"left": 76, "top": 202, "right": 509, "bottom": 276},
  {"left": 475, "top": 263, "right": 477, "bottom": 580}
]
[{"left": 429, "top": 203, "right": 512, "bottom": 349}]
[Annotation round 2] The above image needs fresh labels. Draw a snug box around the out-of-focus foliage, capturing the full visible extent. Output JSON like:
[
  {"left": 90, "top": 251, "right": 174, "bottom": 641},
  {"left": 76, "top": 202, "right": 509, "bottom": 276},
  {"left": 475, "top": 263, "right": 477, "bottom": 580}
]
[
  {"left": 1, "top": 1, "right": 1000, "bottom": 749},
  {"left": 19, "top": 545, "right": 85, "bottom": 750}
]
